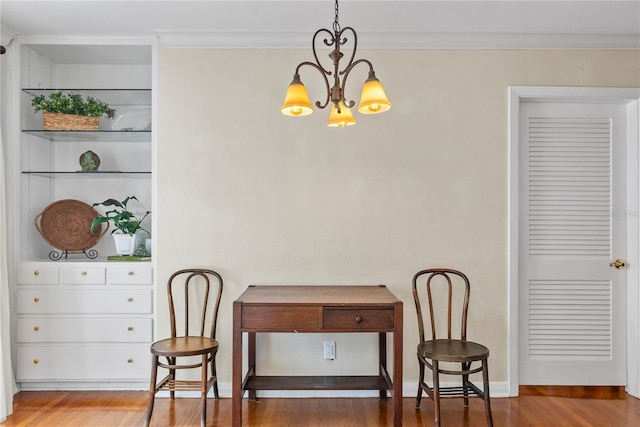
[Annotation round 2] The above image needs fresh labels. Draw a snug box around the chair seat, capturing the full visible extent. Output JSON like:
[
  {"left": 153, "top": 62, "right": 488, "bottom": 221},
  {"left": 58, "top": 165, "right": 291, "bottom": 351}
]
[
  {"left": 151, "top": 336, "right": 219, "bottom": 357},
  {"left": 418, "top": 339, "right": 489, "bottom": 362}
]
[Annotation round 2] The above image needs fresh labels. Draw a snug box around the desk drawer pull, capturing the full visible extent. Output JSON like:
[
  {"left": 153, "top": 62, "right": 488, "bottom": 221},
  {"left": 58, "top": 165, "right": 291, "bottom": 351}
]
[{"left": 324, "top": 308, "right": 394, "bottom": 330}]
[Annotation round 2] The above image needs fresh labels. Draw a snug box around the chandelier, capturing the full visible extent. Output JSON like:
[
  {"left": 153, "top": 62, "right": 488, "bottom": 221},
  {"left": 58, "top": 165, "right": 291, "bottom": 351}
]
[{"left": 280, "top": 0, "right": 392, "bottom": 127}]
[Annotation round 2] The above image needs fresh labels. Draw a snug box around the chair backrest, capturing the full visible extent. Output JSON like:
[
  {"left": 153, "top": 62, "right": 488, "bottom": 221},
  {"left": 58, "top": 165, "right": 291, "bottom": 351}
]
[
  {"left": 167, "top": 269, "right": 223, "bottom": 339},
  {"left": 412, "top": 268, "right": 471, "bottom": 342}
]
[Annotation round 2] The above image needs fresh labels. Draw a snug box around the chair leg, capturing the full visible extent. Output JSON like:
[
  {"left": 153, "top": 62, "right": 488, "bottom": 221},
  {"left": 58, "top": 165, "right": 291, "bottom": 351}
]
[
  {"left": 168, "top": 357, "right": 176, "bottom": 400},
  {"left": 144, "top": 355, "right": 159, "bottom": 427},
  {"left": 462, "top": 362, "right": 470, "bottom": 407},
  {"left": 200, "top": 353, "right": 208, "bottom": 427},
  {"left": 432, "top": 360, "right": 441, "bottom": 427},
  {"left": 482, "top": 358, "right": 494, "bottom": 427},
  {"left": 211, "top": 354, "right": 219, "bottom": 399},
  {"left": 415, "top": 360, "right": 425, "bottom": 409}
]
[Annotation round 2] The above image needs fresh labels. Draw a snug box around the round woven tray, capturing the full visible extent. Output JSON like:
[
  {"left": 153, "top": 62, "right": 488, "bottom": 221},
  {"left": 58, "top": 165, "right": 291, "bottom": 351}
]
[{"left": 34, "top": 199, "right": 108, "bottom": 252}]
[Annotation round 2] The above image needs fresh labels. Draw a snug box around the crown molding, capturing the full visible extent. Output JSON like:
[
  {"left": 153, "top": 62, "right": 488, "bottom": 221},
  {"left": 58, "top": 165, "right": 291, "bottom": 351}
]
[
  {"left": 157, "top": 31, "right": 640, "bottom": 50},
  {"left": 1, "top": 25, "right": 19, "bottom": 48}
]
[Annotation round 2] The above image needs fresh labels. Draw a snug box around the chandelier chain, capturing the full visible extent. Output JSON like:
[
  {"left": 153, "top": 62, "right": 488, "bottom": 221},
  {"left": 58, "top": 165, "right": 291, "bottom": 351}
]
[{"left": 333, "top": 0, "right": 340, "bottom": 33}]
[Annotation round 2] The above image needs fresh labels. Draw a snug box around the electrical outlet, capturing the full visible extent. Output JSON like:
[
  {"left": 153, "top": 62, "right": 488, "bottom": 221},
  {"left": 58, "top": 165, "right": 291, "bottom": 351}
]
[{"left": 324, "top": 341, "right": 336, "bottom": 360}]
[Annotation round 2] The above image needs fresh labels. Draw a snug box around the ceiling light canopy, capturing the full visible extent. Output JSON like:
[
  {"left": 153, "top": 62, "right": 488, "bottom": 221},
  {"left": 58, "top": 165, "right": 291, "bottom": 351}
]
[{"left": 280, "top": 0, "right": 391, "bottom": 127}]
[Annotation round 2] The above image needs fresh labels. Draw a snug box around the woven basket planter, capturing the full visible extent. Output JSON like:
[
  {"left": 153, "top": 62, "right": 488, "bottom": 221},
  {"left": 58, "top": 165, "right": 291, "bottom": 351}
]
[{"left": 43, "top": 111, "right": 99, "bottom": 131}]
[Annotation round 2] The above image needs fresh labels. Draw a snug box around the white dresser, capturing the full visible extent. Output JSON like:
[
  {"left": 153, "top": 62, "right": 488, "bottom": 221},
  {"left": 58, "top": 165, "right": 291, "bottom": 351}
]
[{"left": 16, "top": 262, "right": 153, "bottom": 389}]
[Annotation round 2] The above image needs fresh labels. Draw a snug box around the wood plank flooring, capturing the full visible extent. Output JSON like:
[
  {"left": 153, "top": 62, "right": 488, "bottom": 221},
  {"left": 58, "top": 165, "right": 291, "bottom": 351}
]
[{"left": 1, "top": 390, "right": 639, "bottom": 426}]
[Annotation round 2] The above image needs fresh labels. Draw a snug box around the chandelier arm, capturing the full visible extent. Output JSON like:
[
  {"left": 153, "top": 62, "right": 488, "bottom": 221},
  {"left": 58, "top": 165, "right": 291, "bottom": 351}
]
[
  {"left": 312, "top": 28, "right": 336, "bottom": 76},
  {"left": 340, "top": 58, "right": 374, "bottom": 109},
  {"left": 337, "top": 26, "right": 358, "bottom": 76},
  {"left": 294, "top": 61, "right": 332, "bottom": 110}
]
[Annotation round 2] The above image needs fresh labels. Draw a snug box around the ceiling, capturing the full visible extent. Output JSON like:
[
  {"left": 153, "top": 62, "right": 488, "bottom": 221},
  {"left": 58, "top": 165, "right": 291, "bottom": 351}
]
[{"left": 1, "top": 0, "right": 639, "bottom": 50}]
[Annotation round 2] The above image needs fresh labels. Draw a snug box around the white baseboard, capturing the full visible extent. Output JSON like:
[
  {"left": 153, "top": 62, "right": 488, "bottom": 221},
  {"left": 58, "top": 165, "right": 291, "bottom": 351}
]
[{"left": 18, "top": 381, "right": 149, "bottom": 391}]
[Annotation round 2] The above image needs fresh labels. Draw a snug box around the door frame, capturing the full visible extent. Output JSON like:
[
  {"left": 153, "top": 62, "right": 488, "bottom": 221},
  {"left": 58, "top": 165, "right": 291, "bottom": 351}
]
[{"left": 508, "top": 86, "right": 640, "bottom": 397}]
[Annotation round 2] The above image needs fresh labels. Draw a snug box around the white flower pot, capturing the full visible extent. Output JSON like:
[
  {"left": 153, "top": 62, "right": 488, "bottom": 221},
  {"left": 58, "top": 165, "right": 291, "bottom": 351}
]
[{"left": 112, "top": 231, "right": 148, "bottom": 256}]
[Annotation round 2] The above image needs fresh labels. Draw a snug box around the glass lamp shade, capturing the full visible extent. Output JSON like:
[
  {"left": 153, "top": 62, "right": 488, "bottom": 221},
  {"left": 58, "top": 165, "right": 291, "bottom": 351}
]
[
  {"left": 327, "top": 102, "right": 356, "bottom": 127},
  {"left": 357, "top": 74, "right": 392, "bottom": 115},
  {"left": 280, "top": 76, "right": 313, "bottom": 117}
]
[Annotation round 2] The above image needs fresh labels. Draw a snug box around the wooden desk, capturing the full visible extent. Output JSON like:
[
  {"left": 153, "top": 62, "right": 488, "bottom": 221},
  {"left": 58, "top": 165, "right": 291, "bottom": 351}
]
[{"left": 232, "top": 285, "right": 403, "bottom": 427}]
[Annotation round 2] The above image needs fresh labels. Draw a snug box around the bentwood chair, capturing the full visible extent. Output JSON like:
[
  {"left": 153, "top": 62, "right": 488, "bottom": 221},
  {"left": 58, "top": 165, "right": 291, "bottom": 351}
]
[
  {"left": 412, "top": 268, "right": 493, "bottom": 427},
  {"left": 144, "top": 269, "right": 223, "bottom": 427}
]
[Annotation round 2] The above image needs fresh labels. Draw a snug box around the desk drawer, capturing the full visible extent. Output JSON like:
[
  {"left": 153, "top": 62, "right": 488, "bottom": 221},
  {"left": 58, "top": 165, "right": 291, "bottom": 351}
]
[
  {"left": 241, "top": 305, "right": 320, "bottom": 330},
  {"left": 323, "top": 308, "right": 394, "bottom": 330}
]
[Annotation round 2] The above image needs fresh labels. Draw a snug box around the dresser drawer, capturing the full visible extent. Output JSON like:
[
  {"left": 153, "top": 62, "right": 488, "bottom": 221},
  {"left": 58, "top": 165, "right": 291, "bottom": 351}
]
[
  {"left": 16, "top": 345, "right": 151, "bottom": 381},
  {"left": 60, "top": 267, "right": 106, "bottom": 285},
  {"left": 17, "top": 318, "right": 152, "bottom": 343},
  {"left": 16, "top": 266, "right": 58, "bottom": 285},
  {"left": 17, "top": 289, "right": 152, "bottom": 314},
  {"left": 323, "top": 307, "right": 394, "bottom": 330},
  {"left": 108, "top": 267, "right": 152, "bottom": 285}
]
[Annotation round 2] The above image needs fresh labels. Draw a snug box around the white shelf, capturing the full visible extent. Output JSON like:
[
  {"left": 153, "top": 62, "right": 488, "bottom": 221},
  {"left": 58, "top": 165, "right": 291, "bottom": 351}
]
[
  {"left": 22, "top": 171, "right": 151, "bottom": 178},
  {"left": 22, "top": 129, "right": 151, "bottom": 142}
]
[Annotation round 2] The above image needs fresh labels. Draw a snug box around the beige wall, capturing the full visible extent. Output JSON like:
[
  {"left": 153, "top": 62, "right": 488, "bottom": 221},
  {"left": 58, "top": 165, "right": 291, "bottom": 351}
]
[{"left": 156, "top": 46, "right": 640, "bottom": 394}]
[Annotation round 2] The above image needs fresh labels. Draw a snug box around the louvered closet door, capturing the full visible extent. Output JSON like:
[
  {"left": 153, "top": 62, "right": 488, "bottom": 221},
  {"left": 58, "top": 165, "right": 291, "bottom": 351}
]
[{"left": 518, "top": 102, "right": 627, "bottom": 385}]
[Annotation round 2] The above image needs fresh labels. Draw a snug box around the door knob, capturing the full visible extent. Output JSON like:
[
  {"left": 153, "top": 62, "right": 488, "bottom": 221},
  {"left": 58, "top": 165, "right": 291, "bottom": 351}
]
[{"left": 610, "top": 259, "right": 626, "bottom": 269}]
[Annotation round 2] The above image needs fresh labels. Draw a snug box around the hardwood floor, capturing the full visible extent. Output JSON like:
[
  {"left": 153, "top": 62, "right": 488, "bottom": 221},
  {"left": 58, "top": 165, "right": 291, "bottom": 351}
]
[{"left": 1, "top": 390, "right": 639, "bottom": 426}]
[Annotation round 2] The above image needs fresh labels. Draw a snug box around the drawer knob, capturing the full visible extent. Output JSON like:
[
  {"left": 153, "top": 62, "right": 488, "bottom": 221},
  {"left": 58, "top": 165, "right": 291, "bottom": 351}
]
[
  {"left": 128, "top": 271, "right": 134, "bottom": 276},
  {"left": 33, "top": 359, "right": 39, "bottom": 365},
  {"left": 33, "top": 326, "right": 39, "bottom": 332},
  {"left": 127, "top": 326, "right": 134, "bottom": 331},
  {"left": 127, "top": 297, "right": 133, "bottom": 302},
  {"left": 33, "top": 270, "right": 40, "bottom": 276},
  {"left": 355, "top": 316, "right": 363, "bottom": 323},
  {"left": 81, "top": 271, "right": 87, "bottom": 276},
  {"left": 34, "top": 297, "right": 40, "bottom": 303},
  {"left": 127, "top": 359, "right": 133, "bottom": 364}
]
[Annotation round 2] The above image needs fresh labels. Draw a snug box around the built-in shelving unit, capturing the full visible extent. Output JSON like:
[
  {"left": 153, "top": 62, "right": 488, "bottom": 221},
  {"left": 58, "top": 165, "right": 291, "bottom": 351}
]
[{"left": 12, "top": 41, "right": 154, "bottom": 390}]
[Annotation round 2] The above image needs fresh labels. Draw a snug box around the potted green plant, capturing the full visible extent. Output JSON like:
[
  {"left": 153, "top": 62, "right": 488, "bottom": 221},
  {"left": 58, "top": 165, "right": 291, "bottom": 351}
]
[
  {"left": 32, "top": 91, "right": 116, "bottom": 131},
  {"left": 90, "top": 196, "right": 150, "bottom": 256}
]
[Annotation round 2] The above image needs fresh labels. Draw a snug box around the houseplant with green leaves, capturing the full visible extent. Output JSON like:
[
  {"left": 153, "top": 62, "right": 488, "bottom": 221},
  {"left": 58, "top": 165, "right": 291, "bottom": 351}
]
[
  {"left": 90, "top": 196, "right": 150, "bottom": 256},
  {"left": 32, "top": 91, "right": 116, "bottom": 130}
]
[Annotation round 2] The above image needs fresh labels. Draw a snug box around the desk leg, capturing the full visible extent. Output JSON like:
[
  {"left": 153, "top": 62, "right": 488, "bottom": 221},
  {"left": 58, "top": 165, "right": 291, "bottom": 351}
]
[
  {"left": 393, "top": 302, "right": 403, "bottom": 427},
  {"left": 379, "top": 332, "right": 387, "bottom": 400},
  {"left": 248, "top": 332, "right": 257, "bottom": 401},
  {"left": 232, "top": 302, "right": 242, "bottom": 427}
]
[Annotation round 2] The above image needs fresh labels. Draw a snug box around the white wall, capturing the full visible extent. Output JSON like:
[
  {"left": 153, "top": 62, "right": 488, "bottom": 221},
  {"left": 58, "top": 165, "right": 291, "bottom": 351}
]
[{"left": 156, "top": 46, "right": 640, "bottom": 395}]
